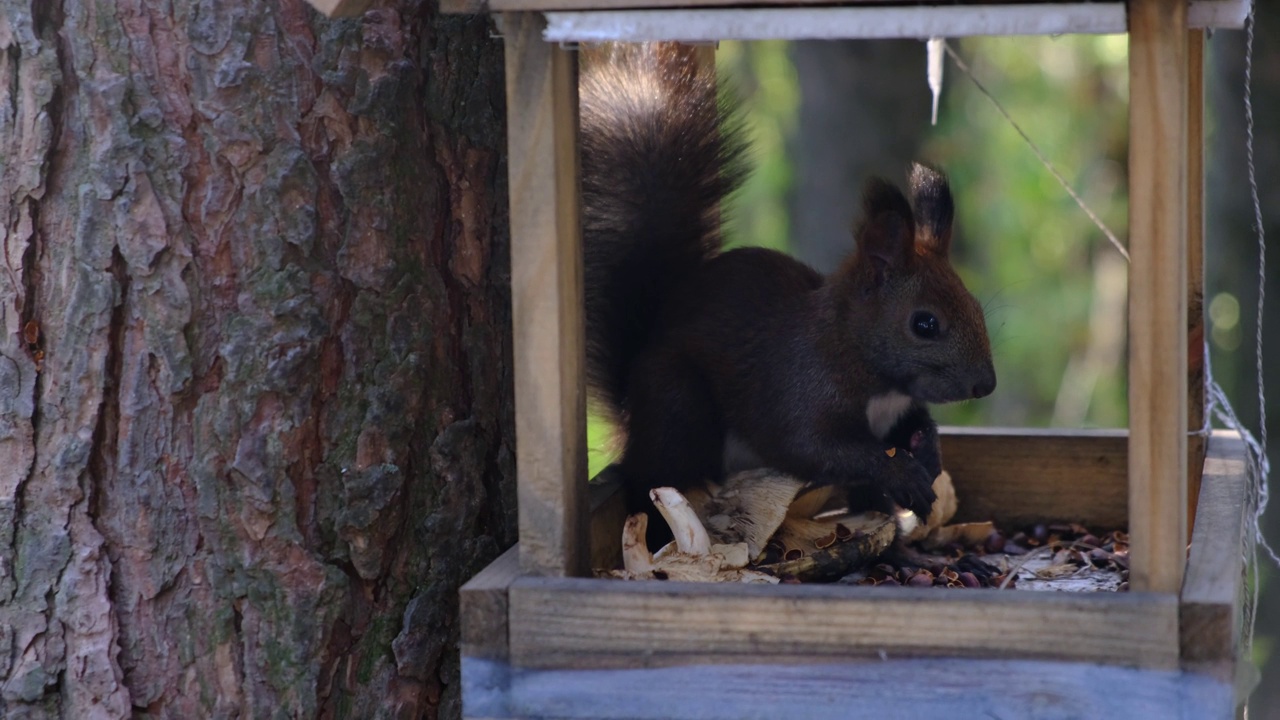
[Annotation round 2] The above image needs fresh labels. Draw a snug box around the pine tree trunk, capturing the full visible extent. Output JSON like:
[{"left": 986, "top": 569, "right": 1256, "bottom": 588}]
[{"left": 0, "top": 1, "right": 514, "bottom": 717}]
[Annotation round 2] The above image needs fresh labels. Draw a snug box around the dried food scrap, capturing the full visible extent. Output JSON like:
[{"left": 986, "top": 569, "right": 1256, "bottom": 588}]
[{"left": 602, "top": 491, "right": 780, "bottom": 584}]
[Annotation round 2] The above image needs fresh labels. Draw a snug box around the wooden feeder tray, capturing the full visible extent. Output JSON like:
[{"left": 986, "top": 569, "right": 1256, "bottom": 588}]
[
  {"left": 461, "top": 430, "right": 1251, "bottom": 718},
  {"left": 463, "top": 425, "right": 1249, "bottom": 671}
]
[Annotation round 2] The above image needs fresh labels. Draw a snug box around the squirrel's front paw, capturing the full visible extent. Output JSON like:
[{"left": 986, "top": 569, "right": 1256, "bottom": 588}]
[
  {"left": 882, "top": 456, "right": 937, "bottom": 520},
  {"left": 908, "top": 429, "right": 943, "bottom": 479}
]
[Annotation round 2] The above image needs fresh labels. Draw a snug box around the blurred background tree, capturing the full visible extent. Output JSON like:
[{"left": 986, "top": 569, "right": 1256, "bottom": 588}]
[{"left": 592, "top": 22, "right": 1280, "bottom": 712}]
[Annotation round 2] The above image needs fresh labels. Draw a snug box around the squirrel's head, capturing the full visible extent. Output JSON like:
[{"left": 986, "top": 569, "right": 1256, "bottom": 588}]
[{"left": 836, "top": 163, "right": 996, "bottom": 404}]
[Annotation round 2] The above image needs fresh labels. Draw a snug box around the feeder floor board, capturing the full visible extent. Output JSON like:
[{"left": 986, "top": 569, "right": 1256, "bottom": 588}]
[
  {"left": 505, "top": 576, "right": 1178, "bottom": 669},
  {"left": 463, "top": 656, "right": 1231, "bottom": 719}
]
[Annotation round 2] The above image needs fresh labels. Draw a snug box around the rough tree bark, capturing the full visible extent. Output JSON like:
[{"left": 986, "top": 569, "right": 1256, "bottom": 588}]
[{"left": 0, "top": 1, "right": 514, "bottom": 717}]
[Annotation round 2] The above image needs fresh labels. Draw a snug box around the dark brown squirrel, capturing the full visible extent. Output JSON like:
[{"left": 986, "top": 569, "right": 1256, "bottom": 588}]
[{"left": 581, "top": 43, "right": 996, "bottom": 546}]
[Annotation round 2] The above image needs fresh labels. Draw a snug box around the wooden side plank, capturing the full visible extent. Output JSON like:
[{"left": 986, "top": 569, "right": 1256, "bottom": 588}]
[
  {"left": 461, "top": 547, "right": 522, "bottom": 661},
  {"left": 585, "top": 430, "right": 1132, "bottom": 544},
  {"left": 508, "top": 577, "right": 1180, "bottom": 670},
  {"left": 587, "top": 428, "right": 1133, "bottom": 566},
  {"left": 464, "top": 656, "right": 1233, "bottom": 720},
  {"left": 942, "top": 427, "right": 1128, "bottom": 530},
  {"left": 1127, "top": 0, "right": 1188, "bottom": 595},
  {"left": 1181, "top": 432, "right": 1250, "bottom": 666},
  {"left": 1187, "top": 29, "right": 1208, "bottom": 533},
  {"left": 505, "top": 13, "right": 590, "bottom": 577},
  {"left": 447, "top": 0, "right": 1250, "bottom": 31}
]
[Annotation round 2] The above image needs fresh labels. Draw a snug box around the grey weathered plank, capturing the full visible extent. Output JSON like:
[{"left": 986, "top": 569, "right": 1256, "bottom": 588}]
[
  {"left": 464, "top": 656, "right": 1232, "bottom": 720},
  {"left": 445, "top": 0, "right": 1249, "bottom": 29},
  {"left": 446, "top": 0, "right": 1079, "bottom": 13}
]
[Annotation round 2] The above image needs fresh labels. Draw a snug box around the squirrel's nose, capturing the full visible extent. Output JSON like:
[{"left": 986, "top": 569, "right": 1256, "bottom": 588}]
[{"left": 972, "top": 367, "right": 996, "bottom": 398}]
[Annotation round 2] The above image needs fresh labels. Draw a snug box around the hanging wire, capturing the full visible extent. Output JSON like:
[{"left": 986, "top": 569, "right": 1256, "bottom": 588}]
[{"left": 941, "top": 41, "right": 1130, "bottom": 262}]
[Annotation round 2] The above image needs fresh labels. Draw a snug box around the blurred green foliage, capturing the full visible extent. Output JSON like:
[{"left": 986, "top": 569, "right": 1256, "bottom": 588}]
[{"left": 717, "top": 40, "right": 798, "bottom": 254}]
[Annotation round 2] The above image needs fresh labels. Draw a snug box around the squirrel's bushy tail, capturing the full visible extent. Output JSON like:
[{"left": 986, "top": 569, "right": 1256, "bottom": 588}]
[{"left": 581, "top": 43, "right": 748, "bottom": 413}]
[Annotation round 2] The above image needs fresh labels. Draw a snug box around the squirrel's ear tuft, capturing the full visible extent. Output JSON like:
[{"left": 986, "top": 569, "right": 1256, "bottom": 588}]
[
  {"left": 855, "top": 178, "right": 916, "bottom": 284},
  {"left": 908, "top": 163, "right": 954, "bottom": 256}
]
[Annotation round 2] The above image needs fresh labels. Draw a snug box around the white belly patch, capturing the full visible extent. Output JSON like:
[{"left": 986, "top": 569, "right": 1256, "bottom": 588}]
[{"left": 866, "top": 391, "right": 913, "bottom": 439}]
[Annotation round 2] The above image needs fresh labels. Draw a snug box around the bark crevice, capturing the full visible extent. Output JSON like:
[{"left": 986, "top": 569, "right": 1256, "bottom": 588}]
[{"left": 86, "top": 246, "right": 127, "bottom": 527}]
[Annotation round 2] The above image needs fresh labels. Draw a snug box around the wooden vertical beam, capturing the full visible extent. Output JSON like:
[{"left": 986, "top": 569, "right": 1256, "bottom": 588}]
[
  {"left": 1128, "top": 0, "right": 1189, "bottom": 594},
  {"left": 1186, "top": 29, "right": 1207, "bottom": 534},
  {"left": 505, "top": 13, "right": 590, "bottom": 577}
]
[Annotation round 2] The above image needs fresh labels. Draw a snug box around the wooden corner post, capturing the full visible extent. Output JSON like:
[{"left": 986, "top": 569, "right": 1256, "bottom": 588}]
[
  {"left": 505, "top": 13, "right": 590, "bottom": 577},
  {"left": 1128, "top": 0, "right": 1189, "bottom": 594}
]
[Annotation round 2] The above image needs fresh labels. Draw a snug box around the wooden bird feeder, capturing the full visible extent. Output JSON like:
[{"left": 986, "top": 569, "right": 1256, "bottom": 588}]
[{"left": 306, "top": 0, "right": 1257, "bottom": 716}]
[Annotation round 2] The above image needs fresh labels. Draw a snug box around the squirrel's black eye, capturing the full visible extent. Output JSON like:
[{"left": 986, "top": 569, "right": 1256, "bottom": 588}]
[{"left": 911, "top": 311, "right": 940, "bottom": 339}]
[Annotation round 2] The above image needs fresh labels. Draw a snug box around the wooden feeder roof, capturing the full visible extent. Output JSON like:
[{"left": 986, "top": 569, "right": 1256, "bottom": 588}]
[{"left": 438, "top": 0, "right": 1249, "bottom": 42}]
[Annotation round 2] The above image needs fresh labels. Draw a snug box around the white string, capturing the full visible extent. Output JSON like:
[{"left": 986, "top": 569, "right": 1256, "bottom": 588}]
[
  {"left": 1242, "top": 1, "right": 1273, "bottom": 557},
  {"left": 1239, "top": 1, "right": 1278, "bottom": 661},
  {"left": 942, "top": 41, "right": 1131, "bottom": 262}
]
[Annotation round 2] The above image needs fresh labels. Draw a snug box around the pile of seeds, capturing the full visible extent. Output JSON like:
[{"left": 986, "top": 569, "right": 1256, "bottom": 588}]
[
  {"left": 844, "top": 563, "right": 994, "bottom": 589},
  {"left": 841, "top": 522, "right": 1131, "bottom": 591},
  {"left": 756, "top": 522, "right": 863, "bottom": 565}
]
